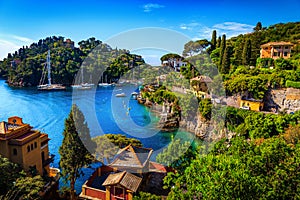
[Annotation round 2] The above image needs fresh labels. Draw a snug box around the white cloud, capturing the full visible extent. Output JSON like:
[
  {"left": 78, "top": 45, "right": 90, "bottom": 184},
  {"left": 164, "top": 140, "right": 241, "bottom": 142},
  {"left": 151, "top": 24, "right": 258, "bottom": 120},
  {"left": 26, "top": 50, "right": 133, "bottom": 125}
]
[
  {"left": 11, "top": 35, "right": 34, "bottom": 43},
  {"left": 179, "top": 22, "right": 200, "bottom": 30},
  {"left": 179, "top": 21, "right": 254, "bottom": 40},
  {"left": 143, "top": 3, "right": 165, "bottom": 12},
  {"left": 0, "top": 34, "right": 34, "bottom": 60}
]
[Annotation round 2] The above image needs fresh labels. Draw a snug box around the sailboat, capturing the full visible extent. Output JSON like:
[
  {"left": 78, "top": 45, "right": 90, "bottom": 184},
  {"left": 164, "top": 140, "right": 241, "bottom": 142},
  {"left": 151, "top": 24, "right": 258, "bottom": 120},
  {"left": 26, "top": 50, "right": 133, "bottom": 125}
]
[
  {"left": 98, "top": 73, "right": 111, "bottom": 87},
  {"left": 71, "top": 68, "right": 93, "bottom": 89},
  {"left": 37, "top": 50, "right": 66, "bottom": 91}
]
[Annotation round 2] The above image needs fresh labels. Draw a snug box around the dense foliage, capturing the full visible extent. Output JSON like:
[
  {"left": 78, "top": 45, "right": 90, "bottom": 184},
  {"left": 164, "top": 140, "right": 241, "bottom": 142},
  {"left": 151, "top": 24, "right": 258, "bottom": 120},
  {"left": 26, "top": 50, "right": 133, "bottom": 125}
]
[
  {"left": 165, "top": 135, "right": 300, "bottom": 199},
  {"left": 59, "top": 104, "right": 94, "bottom": 200},
  {"left": 0, "top": 156, "right": 46, "bottom": 200},
  {"left": 93, "top": 134, "right": 142, "bottom": 163},
  {"left": 0, "top": 36, "right": 144, "bottom": 86}
]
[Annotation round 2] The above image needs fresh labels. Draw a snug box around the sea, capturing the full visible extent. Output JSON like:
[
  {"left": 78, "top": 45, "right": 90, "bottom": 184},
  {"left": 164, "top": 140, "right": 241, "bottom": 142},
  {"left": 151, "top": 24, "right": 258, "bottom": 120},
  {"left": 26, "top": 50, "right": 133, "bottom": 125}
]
[{"left": 0, "top": 79, "right": 198, "bottom": 193}]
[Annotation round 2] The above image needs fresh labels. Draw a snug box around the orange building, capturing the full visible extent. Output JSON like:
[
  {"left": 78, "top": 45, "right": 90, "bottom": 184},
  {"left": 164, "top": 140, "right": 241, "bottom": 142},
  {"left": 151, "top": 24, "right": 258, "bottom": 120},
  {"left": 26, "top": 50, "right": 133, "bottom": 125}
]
[
  {"left": 260, "top": 41, "right": 294, "bottom": 59},
  {"left": 80, "top": 144, "right": 173, "bottom": 200},
  {"left": 0, "top": 116, "right": 54, "bottom": 176}
]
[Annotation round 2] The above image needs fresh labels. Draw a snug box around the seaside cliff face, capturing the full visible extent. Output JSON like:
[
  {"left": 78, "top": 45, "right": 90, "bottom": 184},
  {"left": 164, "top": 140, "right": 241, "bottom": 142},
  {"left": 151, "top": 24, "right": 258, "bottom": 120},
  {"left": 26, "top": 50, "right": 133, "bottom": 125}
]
[{"left": 140, "top": 98, "right": 234, "bottom": 141}]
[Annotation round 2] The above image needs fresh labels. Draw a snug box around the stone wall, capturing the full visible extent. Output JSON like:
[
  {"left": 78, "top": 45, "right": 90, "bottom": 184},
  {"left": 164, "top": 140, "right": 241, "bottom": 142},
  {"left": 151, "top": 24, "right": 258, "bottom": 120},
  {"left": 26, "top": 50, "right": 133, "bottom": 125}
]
[{"left": 266, "top": 88, "right": 300, "bottom": 113}]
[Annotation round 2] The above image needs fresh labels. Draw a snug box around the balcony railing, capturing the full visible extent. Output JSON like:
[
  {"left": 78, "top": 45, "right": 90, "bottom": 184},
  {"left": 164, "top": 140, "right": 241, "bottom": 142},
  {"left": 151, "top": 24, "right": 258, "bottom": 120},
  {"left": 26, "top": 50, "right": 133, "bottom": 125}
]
[{"left": 42, "top": 154, "right": 55, "bottom": 167}]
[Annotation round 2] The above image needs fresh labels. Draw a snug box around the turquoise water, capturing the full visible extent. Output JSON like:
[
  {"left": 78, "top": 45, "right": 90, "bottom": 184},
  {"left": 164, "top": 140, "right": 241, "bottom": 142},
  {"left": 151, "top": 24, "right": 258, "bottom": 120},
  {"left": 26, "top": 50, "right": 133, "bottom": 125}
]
[{"left": 0, "top": 79, "right": 197, "bottom": 192}]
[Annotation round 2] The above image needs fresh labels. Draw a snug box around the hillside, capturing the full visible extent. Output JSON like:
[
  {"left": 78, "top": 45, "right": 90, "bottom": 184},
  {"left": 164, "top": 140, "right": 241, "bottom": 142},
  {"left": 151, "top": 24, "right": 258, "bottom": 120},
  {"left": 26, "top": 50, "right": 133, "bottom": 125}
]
[{"left": 0, "top": 36, "right": 145, "bottom": 87}]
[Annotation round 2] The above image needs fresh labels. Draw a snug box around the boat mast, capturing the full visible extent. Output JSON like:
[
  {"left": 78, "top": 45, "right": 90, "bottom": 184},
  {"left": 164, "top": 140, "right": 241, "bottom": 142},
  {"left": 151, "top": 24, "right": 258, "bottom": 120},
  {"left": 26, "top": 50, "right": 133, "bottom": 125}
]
[
  {"left": 81, "top": 67, "right": 84, "bottom": 84},
  {"left": 47, "top": 50, "right": 51, "bottom": 86}
]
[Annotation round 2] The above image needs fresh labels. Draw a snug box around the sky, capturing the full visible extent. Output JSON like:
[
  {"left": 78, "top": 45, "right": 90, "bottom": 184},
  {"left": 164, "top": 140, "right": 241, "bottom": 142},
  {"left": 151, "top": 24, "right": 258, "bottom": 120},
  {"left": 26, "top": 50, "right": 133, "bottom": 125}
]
[{"left": 0, "top": 0, "right": 299, "bottom": 65}]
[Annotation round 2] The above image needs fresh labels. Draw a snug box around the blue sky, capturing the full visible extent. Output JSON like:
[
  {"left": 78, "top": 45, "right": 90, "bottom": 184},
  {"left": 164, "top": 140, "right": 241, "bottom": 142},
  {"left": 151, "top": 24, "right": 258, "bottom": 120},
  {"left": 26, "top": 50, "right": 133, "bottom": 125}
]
[{"left": 0, "top": 0, "right": 299, "bottom": 64}]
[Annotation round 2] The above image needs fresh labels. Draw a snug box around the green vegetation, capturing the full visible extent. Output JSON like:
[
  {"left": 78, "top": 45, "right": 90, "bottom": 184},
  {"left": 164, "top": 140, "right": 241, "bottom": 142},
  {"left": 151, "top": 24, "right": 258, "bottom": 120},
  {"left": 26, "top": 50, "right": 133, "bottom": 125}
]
[
  {"left": 286, "top": 80, "right": 300, "bottom": 88},
  {"left": 0, "top": 36, "right": 144, "bottom": 86},
  {"left": 0, "top": 156, "right": 45, "bottom": 200},
  {"left": 165, "top": 135, "right": 300, "bottom": 199},
  {"left": 93, "top": 134, "right": 142, "bottom": 163},
  {"left": 156, "top": 139, "right": 197, "bottom": 173},
  {"left": 133, "top": 192, "right": 161, "bottom": 200},
  {"left": 59, "top": 104, "right": 94, "bottom": 200}
]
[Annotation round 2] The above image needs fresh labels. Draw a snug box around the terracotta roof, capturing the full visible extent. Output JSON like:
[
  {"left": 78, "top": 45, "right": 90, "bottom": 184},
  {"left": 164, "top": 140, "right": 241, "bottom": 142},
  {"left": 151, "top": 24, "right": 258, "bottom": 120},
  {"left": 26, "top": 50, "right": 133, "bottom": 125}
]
[
  {"left": 190, "top": 76, "right": 212, "bottom": 83},
  {"left": 109, "top": 145, "right": 153, "bottom": 168},
  {"left": 102, "top": 171, "right": 142, "bottom": 192},
  {"left": 260, "top": 41, "right": 294, "bottom": 47}
]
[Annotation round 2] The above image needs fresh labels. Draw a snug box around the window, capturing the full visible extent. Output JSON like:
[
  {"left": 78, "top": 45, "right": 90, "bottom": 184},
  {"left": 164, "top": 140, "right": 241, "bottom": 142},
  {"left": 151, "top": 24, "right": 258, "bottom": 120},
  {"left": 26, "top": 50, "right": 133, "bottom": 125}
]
[
  {"left": 31, "top": 144, "right": 34, "bottom": 150},
  {"left": 114, "top": 187, "right": 125, "bottom": 198},
  {"left": 273, "top": 52, "right": 278, "bottom": 57},
  {"left": 285, "top": 46, "right": 289, "bottom": 49},
  {"left": 27, "top": 145, "right": 30, "bottom": 152},
  {"left": 284, "top": 52, "right": 288, "bottom": 57},
  {"left": 13, "top": 148, "right": 17, "bottom": 155},
  {"left": 34, "top": 142, "right": 37, "bottom": 148}
]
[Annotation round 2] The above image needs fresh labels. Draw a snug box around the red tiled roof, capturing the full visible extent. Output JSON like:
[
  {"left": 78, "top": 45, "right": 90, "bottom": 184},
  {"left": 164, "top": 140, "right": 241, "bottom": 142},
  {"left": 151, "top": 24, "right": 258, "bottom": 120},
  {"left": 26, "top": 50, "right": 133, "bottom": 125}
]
[
  {"left": 261, "top": 41, "right": 294, "bottom": 47},
  {"left": 102, "top": 171, "right": 142, "bottom": 192}
]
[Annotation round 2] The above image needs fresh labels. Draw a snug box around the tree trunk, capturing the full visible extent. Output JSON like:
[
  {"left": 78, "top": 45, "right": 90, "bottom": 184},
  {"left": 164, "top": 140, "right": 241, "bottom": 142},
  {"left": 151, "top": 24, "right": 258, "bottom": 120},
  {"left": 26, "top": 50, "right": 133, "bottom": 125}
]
[{"left": 70, "top": 179, "right": 75, "bottom": 200}]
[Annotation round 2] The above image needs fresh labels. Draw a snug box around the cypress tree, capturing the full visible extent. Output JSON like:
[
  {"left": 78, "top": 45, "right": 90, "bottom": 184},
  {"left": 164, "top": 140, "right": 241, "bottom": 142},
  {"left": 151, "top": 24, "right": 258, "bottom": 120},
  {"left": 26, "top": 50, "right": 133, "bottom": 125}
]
[
  {"left": 242, "top": 39, "right": 252, "bottom": 66},
  {"left": 219, "top": 34, "right": 226, "bottom": 67},
  {"left": 211, "top": 30, "right": 217, "bottom": 51},
  {"left": 59, "top": 104, "right": 94, "bottom": 200},
  {"left": 221, "top": 46, "right": 231, "bottom": 74},
  {"left": 254, "top": 22, "right": 262, "bottom": 31},
  {"left": 216, "top": 36, "right": 221, "bottom": 48}
]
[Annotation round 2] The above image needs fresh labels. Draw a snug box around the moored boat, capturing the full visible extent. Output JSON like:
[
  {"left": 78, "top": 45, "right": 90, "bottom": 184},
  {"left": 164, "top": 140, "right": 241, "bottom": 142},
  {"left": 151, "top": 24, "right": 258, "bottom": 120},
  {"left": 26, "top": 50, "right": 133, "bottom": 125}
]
[{"left": 37, "top": 50, "right": 66, "bottom": 91}]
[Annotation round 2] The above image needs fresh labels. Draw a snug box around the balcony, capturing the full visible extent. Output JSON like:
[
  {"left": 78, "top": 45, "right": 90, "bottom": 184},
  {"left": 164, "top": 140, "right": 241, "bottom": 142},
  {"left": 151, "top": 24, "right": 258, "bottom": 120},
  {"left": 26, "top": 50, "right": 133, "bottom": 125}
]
[{"left": 42, "top": 154, "right": 55, "bottom": 167}]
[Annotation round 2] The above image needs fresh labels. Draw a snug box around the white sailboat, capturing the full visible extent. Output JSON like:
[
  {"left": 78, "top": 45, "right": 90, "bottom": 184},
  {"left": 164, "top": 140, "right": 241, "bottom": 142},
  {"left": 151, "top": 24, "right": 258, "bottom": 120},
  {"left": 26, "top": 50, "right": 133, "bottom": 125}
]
[
  {"left": 37, "top": 50, "right": 66, "bottom": 91},
  {"left": 71, "top": 68, "right": 93, "bottom": 89},
  {"left": 98, "top": 73, "right": 112, "bottom": 87}
]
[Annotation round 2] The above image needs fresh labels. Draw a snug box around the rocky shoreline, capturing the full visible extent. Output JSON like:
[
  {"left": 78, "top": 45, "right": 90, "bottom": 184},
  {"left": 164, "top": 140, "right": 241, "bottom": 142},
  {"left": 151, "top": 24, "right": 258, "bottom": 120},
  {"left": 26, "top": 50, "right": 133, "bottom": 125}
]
[{"left": 137, "top": 97, "right": 234, "bottom": 141}]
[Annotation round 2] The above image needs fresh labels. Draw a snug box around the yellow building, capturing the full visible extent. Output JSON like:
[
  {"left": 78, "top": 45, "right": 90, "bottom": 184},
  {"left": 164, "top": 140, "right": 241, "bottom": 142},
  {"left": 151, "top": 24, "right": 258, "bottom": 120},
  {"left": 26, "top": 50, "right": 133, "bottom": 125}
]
[
  {"left": 190, "top": 76, "right": 212, "bottom": 98},
  {"left": 0, "top": 116, "right": 53, "bottom": 176},
  {"left": 260, "top": 41, "right": 294, "bottom": 59},
  {"left": 238, "top": 97, "right": 264, "bottom": 111}
]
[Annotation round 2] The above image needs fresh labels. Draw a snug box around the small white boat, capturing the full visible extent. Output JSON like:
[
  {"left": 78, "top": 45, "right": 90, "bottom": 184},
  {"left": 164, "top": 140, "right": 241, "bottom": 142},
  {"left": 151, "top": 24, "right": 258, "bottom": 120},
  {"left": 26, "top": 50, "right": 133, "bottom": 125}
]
[
  {"left": 81, "top": 83, "right": 95, "bottom": 87},
  {"left": 98, "top": 83, "right": 111, "bottom": 87},
  {"left": 115, "top": 93, "right": 126, "bottom": 97}
]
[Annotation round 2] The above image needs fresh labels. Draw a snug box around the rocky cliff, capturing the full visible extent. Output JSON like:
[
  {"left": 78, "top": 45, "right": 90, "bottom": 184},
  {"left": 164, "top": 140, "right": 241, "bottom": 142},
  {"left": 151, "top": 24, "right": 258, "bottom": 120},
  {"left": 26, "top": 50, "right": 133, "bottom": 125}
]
[{"left": 266, "top": 88, "right": 300, "bottom": 113}]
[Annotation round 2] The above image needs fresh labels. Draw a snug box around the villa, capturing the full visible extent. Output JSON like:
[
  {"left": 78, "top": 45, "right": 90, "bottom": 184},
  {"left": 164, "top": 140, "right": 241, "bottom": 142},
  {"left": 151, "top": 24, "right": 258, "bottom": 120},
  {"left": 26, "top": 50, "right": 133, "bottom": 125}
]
[
  {"left": 0, "top": 116, "right": 60, "bottom": 198},
  {"left": 260, "top": 41, "right": 294, "bottom": 59},
  {"left": 80, "top": 144, "right": 173, "bottom": 200}
]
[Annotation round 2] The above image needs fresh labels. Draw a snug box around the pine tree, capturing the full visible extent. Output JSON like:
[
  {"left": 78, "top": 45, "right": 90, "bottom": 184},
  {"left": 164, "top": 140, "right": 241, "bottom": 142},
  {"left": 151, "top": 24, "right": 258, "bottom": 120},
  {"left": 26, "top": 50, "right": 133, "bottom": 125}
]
[
  {"left": 59, "top": 104, "right": 94, "bottom": 200},
  {"left": 242, "top": 39, "right": 252, "bottom": 66},
  {"left": 219, "top": 34, "right": 226, "bottom": 67},
  {"left": 211, "top": 30, "right": 217, "bottom": 51}
]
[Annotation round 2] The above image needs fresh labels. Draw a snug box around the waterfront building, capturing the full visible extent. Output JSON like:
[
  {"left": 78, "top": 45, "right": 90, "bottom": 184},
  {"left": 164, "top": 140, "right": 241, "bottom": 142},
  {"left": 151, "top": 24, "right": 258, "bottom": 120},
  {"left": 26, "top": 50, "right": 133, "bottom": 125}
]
[
  {"left": 80, "top": 144, "right": 172, "bottom": 200},
  {"left": 0, "top": 116, "right": 58, "bottom": 177}
]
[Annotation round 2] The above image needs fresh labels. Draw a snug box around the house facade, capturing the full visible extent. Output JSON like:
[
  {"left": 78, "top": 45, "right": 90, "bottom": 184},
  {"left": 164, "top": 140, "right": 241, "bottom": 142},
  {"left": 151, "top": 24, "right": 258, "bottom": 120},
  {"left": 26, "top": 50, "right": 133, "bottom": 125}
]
[
  {"left": 238, "top": 97, "right": 264, "bottom": 111},
  {"left": 162, "top": 58, "right": 187, "bottom": 72},
  {"left": 0, "top": 116, "right": 57, "bottom": 177},
  {"left": 80, "top": 144, "right": 172, "bottom": 200},
  {"left": 190, "top": 76, "right": 212, "bottom": 99},
  {"left": 260, "top": 41, "right": 294, "bottom": 59}
]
